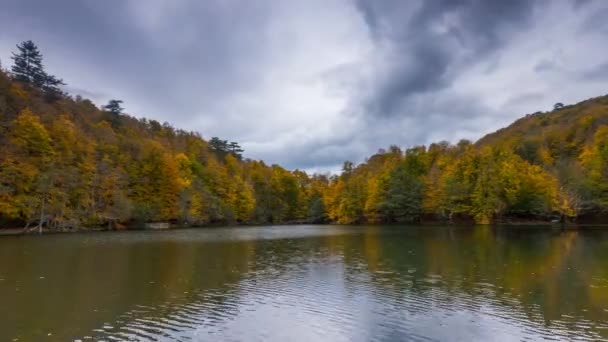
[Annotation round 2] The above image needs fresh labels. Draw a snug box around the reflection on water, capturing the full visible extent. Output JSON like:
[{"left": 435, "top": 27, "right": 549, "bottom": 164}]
[{"left": 1, "top": 225, "right": 608, "bottom": 341}]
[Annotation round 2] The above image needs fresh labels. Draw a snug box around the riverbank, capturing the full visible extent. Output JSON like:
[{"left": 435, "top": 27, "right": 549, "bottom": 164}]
[{"left": 0, "top": 226, "right": 108, "bottom": 236}]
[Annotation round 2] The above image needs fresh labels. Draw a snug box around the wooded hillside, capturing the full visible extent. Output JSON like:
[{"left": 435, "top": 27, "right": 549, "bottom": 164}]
[
  {"left": 323, "top": 97, "right": 608, "bottom": 224},
  {"left": 0, "top": 42, "right": 329, "bottom": 230},
  {"left": 1, "top": 41, "right": 607, "bottom": 230}
]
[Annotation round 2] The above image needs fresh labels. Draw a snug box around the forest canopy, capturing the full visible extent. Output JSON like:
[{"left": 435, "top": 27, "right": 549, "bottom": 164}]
[{"left": 1, "top": 41, "right": 608, "bottom": 230}]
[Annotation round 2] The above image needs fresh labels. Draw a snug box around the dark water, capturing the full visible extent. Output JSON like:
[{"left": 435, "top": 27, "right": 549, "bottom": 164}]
[{"left": 1, "top": 225, "right": 608, "bottom": 341}]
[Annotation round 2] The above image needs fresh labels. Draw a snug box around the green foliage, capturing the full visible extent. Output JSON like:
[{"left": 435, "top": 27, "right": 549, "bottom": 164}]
[
  {"left": 378, "top": 162, "right": 424, "bottom": 222},
  {"left": 10, "top": 40, "right": 65, "bottom": 99},
  {"left": 103, "top": 99, "right": 124, "bottom": 115},
  {"left": 209, "top": 137, "right": 244, "bottom": 160},
  {"left": 11, "top": 41, "right": 44, "bottom": 85}
]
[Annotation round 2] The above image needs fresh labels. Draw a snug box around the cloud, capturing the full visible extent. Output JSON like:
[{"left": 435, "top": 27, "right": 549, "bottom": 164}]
[
  {"left": 347, "top": 0, "right": 608, "bottom": 149},
  {"left": 580, "top": 63, "right": 608, "bottom": 81},
  {"left": 351, "top": 0, "right": 538, "bottom": 116},
  {"left": 1, "top": 0, "right": 608, "bottom": 172}
]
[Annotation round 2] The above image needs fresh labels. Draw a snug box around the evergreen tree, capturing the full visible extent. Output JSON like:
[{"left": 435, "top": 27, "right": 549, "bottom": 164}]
[
  {"left": 11, "top": 40, "right": 45, "bottom": 85},
  {"left": 209, "top": 137, "right": 230, "bottom": 158},
  {"left": 42, "top": 73, "right": 65, "bottom": 99},
  {"left": 10, "top": 40, "right": 65, "bottom": 98},
  {"left": 380, "top": 163, "right": 424, "bottom": 222},
  {"left": 228, "top": 141, "right": 244, "bottom": 158},
  {"left": 209, "top": 137, "right": 227, "bottom": 151},
  {"left": 103, "top": 99, "right": 124, "bottom": 115}
]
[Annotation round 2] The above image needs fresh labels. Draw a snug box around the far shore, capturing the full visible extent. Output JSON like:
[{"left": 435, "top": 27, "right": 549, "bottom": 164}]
[{"left": 2, "top": 220, "right": 608, "bottom": 236}]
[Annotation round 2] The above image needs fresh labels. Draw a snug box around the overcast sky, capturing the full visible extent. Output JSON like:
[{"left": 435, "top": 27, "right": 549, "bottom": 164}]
[{"left": 1, "top": 0, "right": 607, "bottom": 172}]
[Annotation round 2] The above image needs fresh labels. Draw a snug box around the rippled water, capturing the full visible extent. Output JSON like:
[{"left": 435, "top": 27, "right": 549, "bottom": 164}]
[{"left": 1, "top": 225, "right": 608, "bottom": 341}]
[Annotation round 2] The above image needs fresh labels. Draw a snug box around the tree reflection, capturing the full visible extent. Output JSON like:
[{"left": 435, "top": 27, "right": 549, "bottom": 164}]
[{"left": 1, "top": 226, "right": 607, "bottom": 340}]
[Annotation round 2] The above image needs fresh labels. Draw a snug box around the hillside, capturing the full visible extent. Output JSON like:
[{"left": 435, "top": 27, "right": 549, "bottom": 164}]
[
  {"left": 475, "top": 96, "right": 608, "bottom": 220},
  {"left": 1, "top": 41, "right": 607, "bottom": 230},
  {"left": 0, "top": 55, "right": 328, "bottom": 230},
  {"left": 320, "top": 96, "right": 608, "bottom": 225},
  {"left": 478, "top": 95, "right": 608, "bottom": 159}
]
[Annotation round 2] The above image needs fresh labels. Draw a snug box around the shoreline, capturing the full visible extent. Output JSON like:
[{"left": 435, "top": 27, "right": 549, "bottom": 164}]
[{"left": 2, "top": 221, "right": 608, "bottom": 236}]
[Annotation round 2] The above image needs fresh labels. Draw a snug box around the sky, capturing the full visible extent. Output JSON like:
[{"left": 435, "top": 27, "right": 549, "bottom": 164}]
[{"left": 1, "top": 0, "right": 607, "bottom": 173}]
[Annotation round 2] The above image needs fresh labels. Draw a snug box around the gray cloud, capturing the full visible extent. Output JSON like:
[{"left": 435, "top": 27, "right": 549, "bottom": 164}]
[
  {"left": 580, "top": 62, "right": 608, "bottom": 81},
  {"left": 534, "top": 59, "right": 558, "bottom": 73},
  {"left": 1, "top": 0, "right": 608, "bottom": 172},
  {"left": 352, "top": 0, "right": 539, "bottom": 117}
]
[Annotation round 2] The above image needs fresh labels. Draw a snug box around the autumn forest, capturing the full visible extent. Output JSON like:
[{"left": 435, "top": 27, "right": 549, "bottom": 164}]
[{"left": 1, "top": 41, "right": 608, "bottom": 231}]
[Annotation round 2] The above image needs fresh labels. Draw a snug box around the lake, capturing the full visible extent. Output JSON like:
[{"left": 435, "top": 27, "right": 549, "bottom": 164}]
[{"left": 1, "top": 225, "right": 607, "bottom": 341}]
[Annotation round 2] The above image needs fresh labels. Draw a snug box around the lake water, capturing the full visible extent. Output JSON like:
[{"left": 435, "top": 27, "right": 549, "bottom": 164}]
[{"left": 1, "top": 225, "right": 608, "bottom": 341}]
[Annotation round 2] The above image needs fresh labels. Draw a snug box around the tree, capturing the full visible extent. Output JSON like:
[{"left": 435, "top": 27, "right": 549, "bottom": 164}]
[
  {"left": 11, "top": 41, "right": 45, "bottom": 85},
  {"left": 580, "top": 126, "right": 608, "bottom": 210},
  {"left": 209, "top": 137, "right": 244, "bottom": 159},
  {"left": 228, "top": 141, "right": 244, "bottom": 159},
  {"left": 10, "top": 40, "right": 65, "bottom": 98},
  {"left": 41, "top": 74, "right": 65, "bottom": 99},
  {"left": 554, "top": 102, "right": 564, "bottom": 110},
  {"left": 103, "top": 99, "right": 124, "bottom": 115},
  {"left": 308, "top": 194, "right": 327, "bottom": 223},
  {"left": 342, "top": 161, "right": 354, "bottom": 175},
  {"left": 6, "top": 109, "right": 56, "bottom": 232},
  {"left": 380, "top": 152, "right": 426, "bottom": 222},
  {"left": 209, "top": 137, "right": 228, "bottom": 157}
]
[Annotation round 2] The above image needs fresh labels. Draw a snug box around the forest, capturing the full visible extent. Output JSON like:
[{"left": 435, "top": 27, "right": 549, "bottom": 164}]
[{"left": 1, "top": 41, "right": 607, "bottom": 231}]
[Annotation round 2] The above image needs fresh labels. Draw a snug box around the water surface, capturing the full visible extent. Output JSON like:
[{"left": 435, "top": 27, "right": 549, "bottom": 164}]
[{"left": 1, "top": 225, "right": 608, "bottom": 341}]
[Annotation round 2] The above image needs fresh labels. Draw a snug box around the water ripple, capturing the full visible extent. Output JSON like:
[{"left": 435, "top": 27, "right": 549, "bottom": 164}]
[{"left": 45, "top": 226, "right": 606, "bottom": 341}]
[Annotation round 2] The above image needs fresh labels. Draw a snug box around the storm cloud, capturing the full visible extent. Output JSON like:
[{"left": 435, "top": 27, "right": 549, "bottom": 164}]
[{"left": 1, "top": 0, "right": 607, "bottom": 172}]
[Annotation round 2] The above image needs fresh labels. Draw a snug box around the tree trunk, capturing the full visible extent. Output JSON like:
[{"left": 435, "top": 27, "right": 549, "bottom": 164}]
[
  {"left": 22, "top": 219, "right": 32, "bottom": 233},
  {"left": 38, "top": 194, "right": 45, "bottom": 234}
]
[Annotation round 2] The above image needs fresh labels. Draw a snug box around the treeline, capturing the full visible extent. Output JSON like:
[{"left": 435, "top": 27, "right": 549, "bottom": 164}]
[{"left": 1, "top": 41, "right": 607, "bottom": 230}]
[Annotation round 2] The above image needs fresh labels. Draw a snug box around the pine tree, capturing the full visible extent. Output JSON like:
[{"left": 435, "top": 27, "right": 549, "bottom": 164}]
[
  {"left": 42, "top": 73, "right": 65, "bottom": 99},
  {"left": 103, "top": 99, "right": 124, "bottom": 115},
  {"left": 11, "top": 40, "right": 46, "bottom": 85},
  {"left": 209, "top": 137, "right": 229, "bottom": 159},
  {"left": 10, "top": 40, "right": 65, "bottom": 98},
  {"left": 228, "top": 141, "right": 244, "bottom": 158}
]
